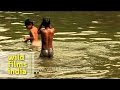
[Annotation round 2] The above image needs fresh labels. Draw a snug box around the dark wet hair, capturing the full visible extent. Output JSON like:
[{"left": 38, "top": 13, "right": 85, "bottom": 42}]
[
  {"left": 25, "top": 19, "right": 33, "bottom": 26},
  {"left": 42, "top": 18, "right": 51, "bottom": 28}
]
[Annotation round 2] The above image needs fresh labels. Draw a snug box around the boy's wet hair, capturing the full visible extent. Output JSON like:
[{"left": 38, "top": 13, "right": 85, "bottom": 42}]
[
  {"left": 25, "top": 19, "right": 33, "bottom": 26},
  {"left": 42, "top": 18, "right": 51, "bottom": 27}
]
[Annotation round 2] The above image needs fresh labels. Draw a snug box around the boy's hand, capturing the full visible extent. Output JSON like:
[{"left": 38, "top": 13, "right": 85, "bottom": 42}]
[{"left": 24, "top": 36, "right": 30, "bottom": 42}]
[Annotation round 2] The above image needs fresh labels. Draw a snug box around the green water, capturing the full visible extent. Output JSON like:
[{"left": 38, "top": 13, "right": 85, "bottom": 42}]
[{"left": 0, "top": 11, "right": 120, "bottom": 79}]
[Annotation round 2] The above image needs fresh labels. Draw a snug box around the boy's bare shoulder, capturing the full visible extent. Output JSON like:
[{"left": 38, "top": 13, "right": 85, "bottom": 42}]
[
  {"left": 41, "top": 28, "right": 45, "bottom": 30},
  {"left": 40, "top": 28, "right": 46, "bottom": 33},
  {"left": 52, "top": 28, "right": 55, "bottom": 32},
  {"left": 34, "top": 26, "right": 38, "bottom": 30}
]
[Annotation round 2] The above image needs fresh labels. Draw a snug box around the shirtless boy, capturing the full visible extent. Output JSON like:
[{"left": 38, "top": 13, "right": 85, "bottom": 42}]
[
  {"left": 24, "top": 19, "right": 40, "bottom": 47},
  {"left": 38, "top": 18, "right": 55, "bottom": 58}
]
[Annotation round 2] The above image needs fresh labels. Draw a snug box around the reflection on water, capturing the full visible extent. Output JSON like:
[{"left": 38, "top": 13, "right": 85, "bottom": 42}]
[
  {"left": 90, "top": 38, "right": 112, "bottom": 41},
  {"left": 11, "top": 22, "right": 24, "bottom": 25},
  {"left": 0, "top": 27, "right": 9, "bottom": 32},
  {"left": 5, "top": 17, "right": 18, "bottom": 20},
  {"left": 0, "top": 11, "right": 120, "bottom": 79},
  {"left": 91, "top": 21, "right": 100, "bottom": 24},
  {"left": 4, "top": 11, "right": 17, "bottom": 14},
  {"left": 53, "top": 37, "right": 86, "bottom": 40},
  {"left": 15, "top": 31, "right": 23, "bottom": 34},
  {"left": 88, "top": 26, "right": 96, "bottom": 29},
  {"left": 0, "top": 36, "right": 11, "bottom": 40},
  {"left": 77, "top": 27, "right": 83, "bottom": 29},
  {"left": 22, "top": 13, "right": 34, "bottom": 15},
  {"left": 55, "top": 32, "right": 76, "bottom": 35},
  {"left": 0, "top": 24, "right": 6, "bottom": 26}
]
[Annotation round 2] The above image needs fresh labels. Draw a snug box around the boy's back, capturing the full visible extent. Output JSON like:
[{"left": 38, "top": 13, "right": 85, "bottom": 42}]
[{"left": 40, "top": 28, "right": 55, "bottom": 50}]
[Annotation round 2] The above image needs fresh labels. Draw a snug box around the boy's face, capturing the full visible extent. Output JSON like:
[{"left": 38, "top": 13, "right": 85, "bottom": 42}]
[{"left": 26, "top": 24, "right": 33, "bottom": 29}]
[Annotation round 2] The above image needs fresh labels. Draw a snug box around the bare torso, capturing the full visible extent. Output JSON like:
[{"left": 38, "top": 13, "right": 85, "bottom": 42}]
[
  {"left": 29, "top": 26, "right": 40, "bottom": 47},
  {"left": 40, "top": 28, "right": 55, "bottom": 50},
  {"left": 29, "top": 26, "right": 38, "bottom": 42}
]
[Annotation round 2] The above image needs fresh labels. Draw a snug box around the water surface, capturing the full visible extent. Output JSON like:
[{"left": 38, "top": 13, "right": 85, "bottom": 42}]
[{"left": 0, "top": 11, "right": 120, "bottom": 79}]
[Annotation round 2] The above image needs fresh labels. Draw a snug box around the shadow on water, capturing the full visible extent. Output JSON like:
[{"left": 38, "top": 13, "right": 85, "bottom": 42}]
[{"left": 0, "top": 11, "right": 120, "bottom": 78}]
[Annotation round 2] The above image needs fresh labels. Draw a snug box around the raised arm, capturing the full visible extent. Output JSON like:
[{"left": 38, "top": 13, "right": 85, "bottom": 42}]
[{"left": 38, "top": 21, "right": 43, "bottom": 34}]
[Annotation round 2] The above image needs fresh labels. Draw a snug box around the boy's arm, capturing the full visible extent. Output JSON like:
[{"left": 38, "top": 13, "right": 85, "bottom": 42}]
[
  {"left": 38, "top": 21, "right": 45, "bottom": 34},
  {"left": 38, "top": 22, "right": 42, "bottom": 34},
  {"left": 29, "top": 31, "right": 35, "bottom": 40},
  {"left": 24, "top": 36, "right": 34, "bottom": 42},
  {"left": 38, "top": 29, "right": 41, "bottom": 34},
  {"left": 26, "top": 37, "right": 34, "bottom": 40},
  {"left": 24, "top": 31, "right": 34, "bottom": 42}
]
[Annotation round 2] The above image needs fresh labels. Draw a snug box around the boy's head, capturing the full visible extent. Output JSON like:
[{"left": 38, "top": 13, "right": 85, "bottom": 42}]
[
  {"left": 42, "top": 18, "right": 51, "bottom": 28},
  {"left": 25, "top": 19, "right": 33, "bottom": 29}
]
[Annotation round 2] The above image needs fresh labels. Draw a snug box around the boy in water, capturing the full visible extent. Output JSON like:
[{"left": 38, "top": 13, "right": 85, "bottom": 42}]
[
  {"left": 38, "top": 18, "right": 55, "bottom": 58},
  {"left": 24, "top": 19, "right": 40, "bottom": 47}
]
